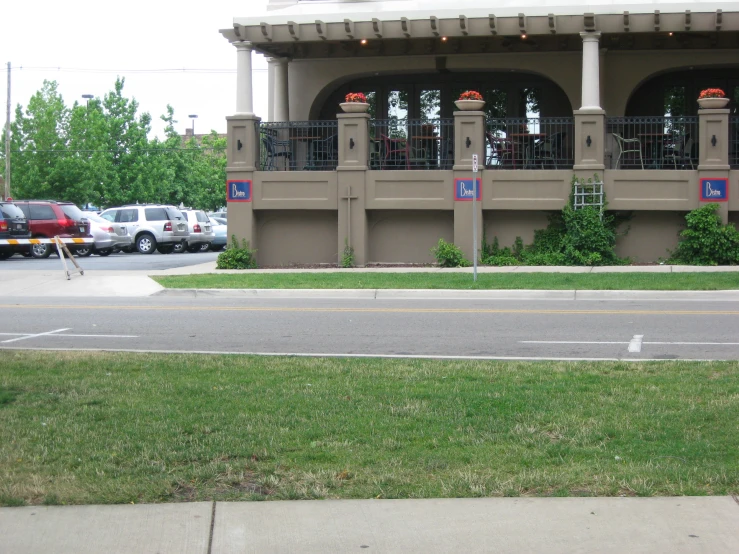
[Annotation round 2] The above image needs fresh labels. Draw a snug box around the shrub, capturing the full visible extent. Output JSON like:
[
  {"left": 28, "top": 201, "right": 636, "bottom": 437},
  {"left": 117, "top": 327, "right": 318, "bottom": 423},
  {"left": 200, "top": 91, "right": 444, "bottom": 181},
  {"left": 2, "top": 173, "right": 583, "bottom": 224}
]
[
  {"left": 341, "top": 240, "right": 355, "bottom": 268},
  {"left": 669, "top": 204, "right": 739, "bottom": 265},
  {"left": 216, "top": 235, "right": 258, "bottom": 269},
  {"left": 431, "top": 238, "right": 471, "bottom": 267}
]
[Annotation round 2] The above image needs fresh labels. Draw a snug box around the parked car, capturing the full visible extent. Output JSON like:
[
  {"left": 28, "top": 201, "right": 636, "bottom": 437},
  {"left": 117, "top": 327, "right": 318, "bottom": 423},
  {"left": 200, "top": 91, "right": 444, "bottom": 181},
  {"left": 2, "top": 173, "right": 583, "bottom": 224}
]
[
  {"left": 99, "top": 204, "right": 189, "bottom": 254},
  {"left": 13, "top": 200, "right": 92, "bottom": 258},
  {"left": 74, "top": 213, "right": 133, "bottom": 257},
  {"left": 205, "top": 215, "right": 227, "bottom": 251},
  {"left": 209, "top": 211, "right": 227, "bottom": 220},
  {"left": 0, "top": 201, "right": 31, "bottom": 260},
  {"left": 173, "top": 210, "right": 215, "bottom": 253}
]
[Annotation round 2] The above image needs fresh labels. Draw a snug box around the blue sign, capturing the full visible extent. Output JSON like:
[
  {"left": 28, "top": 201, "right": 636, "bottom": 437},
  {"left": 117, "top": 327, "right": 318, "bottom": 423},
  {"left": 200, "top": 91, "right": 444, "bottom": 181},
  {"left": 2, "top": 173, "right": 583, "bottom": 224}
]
[
  {"left": 227, "top": 180, "right": 252, "bottom": 202},
  {"left": 454, "top": 178, "right": 482, "bottom": 201},
  {"left": 700, "top": 178, "right": 728, "bottom": 202}
]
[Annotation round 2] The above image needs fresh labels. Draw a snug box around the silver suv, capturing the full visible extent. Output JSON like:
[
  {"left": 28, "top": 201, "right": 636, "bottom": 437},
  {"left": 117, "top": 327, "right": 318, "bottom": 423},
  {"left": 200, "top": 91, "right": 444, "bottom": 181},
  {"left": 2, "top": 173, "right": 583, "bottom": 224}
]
[
  {"left": 99, "top": 205, "right": 189, "bottom": 254},
  {"left": 176, "top": 210, "right": 215, "bottom": 253}
]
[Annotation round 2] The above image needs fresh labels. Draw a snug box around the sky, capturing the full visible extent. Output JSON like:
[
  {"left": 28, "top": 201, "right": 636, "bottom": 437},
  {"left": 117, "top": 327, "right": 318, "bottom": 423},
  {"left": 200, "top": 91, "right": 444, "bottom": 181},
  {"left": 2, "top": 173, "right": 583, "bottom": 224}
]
[{"left": 1, "top": 0, "right": 271, "bottom": 139}]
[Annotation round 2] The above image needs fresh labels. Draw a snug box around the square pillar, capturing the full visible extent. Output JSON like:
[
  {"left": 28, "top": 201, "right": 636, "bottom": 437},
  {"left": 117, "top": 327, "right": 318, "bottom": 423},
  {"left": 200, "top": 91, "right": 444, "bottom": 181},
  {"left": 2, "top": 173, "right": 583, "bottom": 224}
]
[
  {"left": 697, "top": 108, "right": 731, "bottom": 223},
  {"left": 227, "top": 114, "right": 261, "bottom": 171},
  {"left": 337, "top": 112, "right": 369, "bottom": 266},
  {"left": 453, "top": 175, "right": 483, "bottom": 263},
  {"left": 573, "top": 109, "right": 606, "bottom": 172},
  {"left": 453, "top": 111, "right": 486, "bottom": 171},
  {"left": 226, "top": 114, "right": 260, "bottom": 260}
]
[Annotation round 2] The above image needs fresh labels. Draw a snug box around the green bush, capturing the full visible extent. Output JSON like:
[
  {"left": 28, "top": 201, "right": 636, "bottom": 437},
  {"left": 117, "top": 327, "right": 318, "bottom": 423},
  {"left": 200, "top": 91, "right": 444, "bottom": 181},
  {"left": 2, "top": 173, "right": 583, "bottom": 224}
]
[
  {"left": 669, "top": 204, "right": 739, "bottom": 265},
  {"left": 216, "top": 235, "right": 258, "bottom": 269},
  {"left": 431, "top": 238, "right": 471, "bottom": 267},
  {"left": 341, "top": 240, "right": 355, "bottom": 268}
]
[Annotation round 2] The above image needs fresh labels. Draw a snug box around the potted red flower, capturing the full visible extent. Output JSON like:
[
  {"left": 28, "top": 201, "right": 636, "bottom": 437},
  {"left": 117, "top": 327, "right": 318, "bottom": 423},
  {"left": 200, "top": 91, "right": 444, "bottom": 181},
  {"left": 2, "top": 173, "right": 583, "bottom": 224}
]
[
  {"left": 340, "top": 92, "right": 370, "bottom": 113},
  {"left": 455, "top": 90, "right": 485, "bottom": 111},
  {"left": 697, "top": 88, "right": 729, "bottom": 109}
]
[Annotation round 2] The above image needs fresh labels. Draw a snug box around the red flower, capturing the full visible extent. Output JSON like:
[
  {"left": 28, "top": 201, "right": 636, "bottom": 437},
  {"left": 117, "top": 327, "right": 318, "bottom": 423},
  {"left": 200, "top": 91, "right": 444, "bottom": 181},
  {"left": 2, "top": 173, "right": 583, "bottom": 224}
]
[
  {"left": 699, "top": 88, "right": 726, "bottom": 99},
  {"left": 344, "top": 92, "right": 367, "bottom": 103},
  {"left": 458, "top": 90, "right": 483, "bottom": 101}
]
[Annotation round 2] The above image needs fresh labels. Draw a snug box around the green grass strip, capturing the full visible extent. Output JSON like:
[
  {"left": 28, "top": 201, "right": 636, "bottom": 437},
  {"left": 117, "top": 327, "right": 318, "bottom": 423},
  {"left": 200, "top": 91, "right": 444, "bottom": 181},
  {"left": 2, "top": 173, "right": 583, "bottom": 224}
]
[
  {"left": 1, "top": 351, "right": 738, "bottom": 506},
  {"left": 153, "top": 272, "right": 739, "bottom": 291}
]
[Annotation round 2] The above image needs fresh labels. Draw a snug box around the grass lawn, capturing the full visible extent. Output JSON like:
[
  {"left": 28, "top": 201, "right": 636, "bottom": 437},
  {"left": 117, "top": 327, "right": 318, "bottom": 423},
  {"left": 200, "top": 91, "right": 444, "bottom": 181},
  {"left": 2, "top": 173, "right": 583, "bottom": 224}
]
[
  {"left": 152, "top": 272, "right": 739, "bottom": 291},
  {"left": 1, "top": 351, "right": 738, "bottom": 506}
]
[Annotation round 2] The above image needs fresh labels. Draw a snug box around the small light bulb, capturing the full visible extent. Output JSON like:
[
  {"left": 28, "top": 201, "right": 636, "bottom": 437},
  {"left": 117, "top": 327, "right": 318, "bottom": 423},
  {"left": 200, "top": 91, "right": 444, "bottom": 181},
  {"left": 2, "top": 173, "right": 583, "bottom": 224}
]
[
  {"left": 521, "top": 33, "right": 527, "bottom": 39},
  {"left": 360, "top": 39, "right": 368, "bottom": 45},
  {"left": 668, "top": 32, "right": 673, "bottom": 36},
  {"left": 441, "top": 36, "right": 448, "bottom": 42}
]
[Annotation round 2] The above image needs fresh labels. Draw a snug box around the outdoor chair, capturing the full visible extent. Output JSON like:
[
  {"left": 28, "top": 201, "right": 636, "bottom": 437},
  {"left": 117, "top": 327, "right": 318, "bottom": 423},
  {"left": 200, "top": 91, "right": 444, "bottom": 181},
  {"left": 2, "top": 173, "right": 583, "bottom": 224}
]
[
  {"left": 305, "top": 134, "right": 338, "bottom": 170},
  {"left": 261, "top": 133, "right": 292, "bottom": 170},
  {"left": 533, "top": 132, "right": 565, "bottom": 169},
  {"left": 485, "top": 132, "right": 513, "bottom": 168},
  {"left": 380, "top": 134, "right": 410, "bottom": 169},
  {"left": 611, "top": 133, "right": 644, "bottom": 169},
  {"left": 663, "top": 134, "right": 695, "bottom": 169}
]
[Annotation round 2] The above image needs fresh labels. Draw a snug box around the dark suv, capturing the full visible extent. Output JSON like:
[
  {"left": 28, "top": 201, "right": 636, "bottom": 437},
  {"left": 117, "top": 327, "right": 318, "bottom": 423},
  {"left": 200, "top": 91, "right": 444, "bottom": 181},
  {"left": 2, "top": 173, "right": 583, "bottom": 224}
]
[
  {"left": 0, "top": 201, "right": 31, "bottom": 260},
  {"left": 14, "top": 200, "right": 92, "bottom": 258}
]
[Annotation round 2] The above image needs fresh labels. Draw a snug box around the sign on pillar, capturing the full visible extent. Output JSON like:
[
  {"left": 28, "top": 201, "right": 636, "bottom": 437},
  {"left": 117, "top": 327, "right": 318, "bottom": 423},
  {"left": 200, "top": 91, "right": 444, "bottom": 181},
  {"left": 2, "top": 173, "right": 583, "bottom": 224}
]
[
  {"left": 227, "top": 180, "right": 252, "bottom": 202},
  {"left": 699, "top": 178, "right": 728, "bottom": 202}
]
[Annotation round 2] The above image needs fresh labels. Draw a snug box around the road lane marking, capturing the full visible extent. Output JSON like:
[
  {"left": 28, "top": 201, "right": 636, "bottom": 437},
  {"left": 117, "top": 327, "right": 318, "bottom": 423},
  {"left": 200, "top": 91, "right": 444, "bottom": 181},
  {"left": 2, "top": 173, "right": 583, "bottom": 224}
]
[
  {"left": 0, "top": 304, "right": 739, "bottom": 316},
  {"left": 0, "top": 345, "right": 724, "bottom": 362},
  {"left": 1, "top": 328, "right": 71, "bottom": 344},
  {"left": 0, "top": 331, "right": 138, "bottom": 342},
  {"left": 628, "top": 335, "right": 644, "bottom": 353},
  {"left": 522, "top": 340, "right": 739, "bottom": 346}
]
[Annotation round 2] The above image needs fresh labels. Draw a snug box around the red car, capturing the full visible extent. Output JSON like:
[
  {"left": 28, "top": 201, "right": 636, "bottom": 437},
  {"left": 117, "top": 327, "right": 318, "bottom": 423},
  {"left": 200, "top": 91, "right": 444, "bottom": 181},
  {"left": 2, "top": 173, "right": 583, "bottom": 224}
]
[{"left": 14, "top": 200, "right": 92, "bottom": 258}]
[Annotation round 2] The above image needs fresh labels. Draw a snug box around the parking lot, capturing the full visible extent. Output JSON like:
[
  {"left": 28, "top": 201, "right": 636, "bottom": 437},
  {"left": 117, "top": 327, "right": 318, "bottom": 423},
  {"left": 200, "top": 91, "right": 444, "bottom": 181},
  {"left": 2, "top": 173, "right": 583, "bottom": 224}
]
[{"left": 0, "top": 250, "right": 219, "bottom": 271}]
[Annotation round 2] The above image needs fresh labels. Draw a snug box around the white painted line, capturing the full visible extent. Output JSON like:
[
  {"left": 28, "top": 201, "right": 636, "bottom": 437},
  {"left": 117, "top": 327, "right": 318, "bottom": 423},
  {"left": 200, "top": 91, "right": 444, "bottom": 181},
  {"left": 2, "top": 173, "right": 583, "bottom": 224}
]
[
  {"left": 645, "top": 341, "right": 739, "bottom": 346},
  {"left": 1, "top": 328, "right": 71, "bottom": 344},
  {"left": 0, "top": 346, "right": 725, "bottom": 362},
  {"left": 628, "top": 335, "right": 644, "bottom": 353},
  {"left": 520, "top": 341, "right": 627, "bottom": 345},
  {"left": 521, "top": 340, "right": 739, "bottom": 347},
  {"left": 0, "top": 332, "right": 137, "bottom": 340}
]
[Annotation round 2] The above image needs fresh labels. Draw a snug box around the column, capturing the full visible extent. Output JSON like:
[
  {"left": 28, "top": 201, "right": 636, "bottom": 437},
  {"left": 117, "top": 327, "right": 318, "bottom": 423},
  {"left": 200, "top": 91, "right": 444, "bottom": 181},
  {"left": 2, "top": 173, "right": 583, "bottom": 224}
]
[
  {"left": 580, "top": 32, "right": 601, "bottom": 110},
  {"left": 235, "top": 41, "right": 254, "bottom": 115},
  {"left": 337, "top": 112, "right": 369, "bottom": 266},
  {"left": 267, "top": 57, "right": 276, "bottom": 122},
  {"left": 273, "top": 58, "right": 290, "bottom": 122},
  {"left": 697, "top": 108, "right": 731, "bottom": 223},
  {"left": 574, "top": 32, "right": 605, "bottom": 172}
]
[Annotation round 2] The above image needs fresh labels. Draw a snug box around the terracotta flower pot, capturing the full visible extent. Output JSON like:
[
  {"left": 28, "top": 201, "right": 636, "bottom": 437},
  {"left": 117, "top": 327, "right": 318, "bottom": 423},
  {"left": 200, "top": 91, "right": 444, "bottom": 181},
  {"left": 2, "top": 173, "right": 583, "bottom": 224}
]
[
  {"left": 454, "top": 99, "right": 486, "bottom": 111},
  {"left": 697, "top": 97, "right": 729, "bottom": 109},
  {"left": 340, "top": 102, "right": 370, "bottom": 113}
]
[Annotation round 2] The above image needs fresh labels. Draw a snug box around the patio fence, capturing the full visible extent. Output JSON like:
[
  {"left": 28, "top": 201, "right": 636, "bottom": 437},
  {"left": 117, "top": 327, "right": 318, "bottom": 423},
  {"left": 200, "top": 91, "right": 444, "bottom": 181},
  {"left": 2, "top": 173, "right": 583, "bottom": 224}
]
[
  {"left": 606, "top": 116, "right": 699, "bottom": 170},
  {"left": 368, "top": 119, "right": 454, "bottom": 170},
  {"left": 731, "top": 117, "right": 739, "bottom": 169},
  {"left": 485, "top": 117, "right": 575, "bottom": 169},
  {"left": 259, "top": 120, "right": 339, "bottom": 171}
]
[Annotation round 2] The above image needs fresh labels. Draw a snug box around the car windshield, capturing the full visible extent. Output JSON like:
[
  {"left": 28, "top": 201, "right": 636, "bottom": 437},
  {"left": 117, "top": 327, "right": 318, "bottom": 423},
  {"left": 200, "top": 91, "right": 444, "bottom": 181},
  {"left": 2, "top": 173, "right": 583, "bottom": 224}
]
[
  {"left": 195, "top": 211, "right": 209, "bottom": 223},
  {"left": 166, "top": 207, "right": 185, "bottom": 220},
  {"left": 0, "top": 203, "right": 25, "bottom": 219},
  {"left": 60, "top": 204, "right": 86, "bottom": 221}
]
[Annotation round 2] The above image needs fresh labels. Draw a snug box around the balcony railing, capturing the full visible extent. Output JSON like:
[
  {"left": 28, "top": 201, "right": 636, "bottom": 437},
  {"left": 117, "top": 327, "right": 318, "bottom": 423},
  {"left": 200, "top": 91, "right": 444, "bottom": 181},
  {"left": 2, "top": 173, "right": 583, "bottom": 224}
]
[
  {"left": 368, "top": 119, "right": 454, "bottom": 170},
  {"left": 731, "top": 117, "right": 739, "bottom": 169},
  {"left": 606, "top": 116, "right": 698, "bottom": 170},
  {"left": 485, "top": 117, "right": 575, "bottom": 169},
  {"left": 259, "top": 120, "right": 339, "bottom": 171}
]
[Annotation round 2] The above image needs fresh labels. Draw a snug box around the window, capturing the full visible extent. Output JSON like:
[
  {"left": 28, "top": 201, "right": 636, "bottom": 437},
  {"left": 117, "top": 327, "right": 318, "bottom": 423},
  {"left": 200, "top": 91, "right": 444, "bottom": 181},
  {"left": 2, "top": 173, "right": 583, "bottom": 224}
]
[
  {"left": 118, "top": 209, "right": 139, "bottom": 223},
  {"left": 0, "top": 204, "right": 25, "bottom": 219},
  {"left": 195, "top": 211, "right": 210, "bottom": 223},
  {"left": 419, "top": 89, "right": 440, "bottom": 121},
  {"left": 145, "top": 208, "right": 168, "bottom": 221},
  {"left": 60, "top": 205, "right": 85, "bottom": 221},
  {"left": 100, "top": 211, "right": 116, "bottom": 222},
  {"left": 165, "top": 207, "right": 184, "bottom": 220},
  {"left": 29, "top": 204, "right": 56, "bottom": 220}
]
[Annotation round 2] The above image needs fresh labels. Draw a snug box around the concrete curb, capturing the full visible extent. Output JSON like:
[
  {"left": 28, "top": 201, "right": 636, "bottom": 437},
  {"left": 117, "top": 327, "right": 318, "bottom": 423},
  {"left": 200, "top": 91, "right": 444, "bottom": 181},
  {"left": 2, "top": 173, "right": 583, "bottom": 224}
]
[{"left": 154, "top": 288, "right": 739, "bottom": 301}]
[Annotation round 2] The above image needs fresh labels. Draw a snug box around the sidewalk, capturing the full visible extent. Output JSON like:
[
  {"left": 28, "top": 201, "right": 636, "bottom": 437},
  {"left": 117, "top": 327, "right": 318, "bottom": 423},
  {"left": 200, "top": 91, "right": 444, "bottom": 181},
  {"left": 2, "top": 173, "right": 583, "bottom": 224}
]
[{"left": 2, "top": 496, "right": 738, "bottom": 553}]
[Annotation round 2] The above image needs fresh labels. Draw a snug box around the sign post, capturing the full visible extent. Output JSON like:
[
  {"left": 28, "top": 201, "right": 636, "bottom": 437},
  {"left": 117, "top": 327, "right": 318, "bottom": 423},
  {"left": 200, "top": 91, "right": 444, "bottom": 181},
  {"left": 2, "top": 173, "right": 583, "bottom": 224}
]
[{"left": 472, "top": 154, "right": 478, "bottom": 282}]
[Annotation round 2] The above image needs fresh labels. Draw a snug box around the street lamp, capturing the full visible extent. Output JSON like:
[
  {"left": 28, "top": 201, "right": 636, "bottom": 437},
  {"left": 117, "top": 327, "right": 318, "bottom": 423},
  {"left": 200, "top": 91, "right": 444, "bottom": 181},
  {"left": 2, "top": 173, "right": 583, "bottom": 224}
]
[
  {"left": 188, "top": 114, "right": 198, "bottom": 136},
  {"left": 82, "top": 94, "right": 93, "bottom": 107}
]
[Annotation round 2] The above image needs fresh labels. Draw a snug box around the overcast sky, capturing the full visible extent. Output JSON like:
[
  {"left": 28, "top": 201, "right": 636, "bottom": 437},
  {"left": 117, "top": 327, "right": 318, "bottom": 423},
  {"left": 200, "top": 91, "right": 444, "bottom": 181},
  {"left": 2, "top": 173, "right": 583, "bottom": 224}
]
[{"left": 1, "top": 0, "right": 270, "bottom": 139}]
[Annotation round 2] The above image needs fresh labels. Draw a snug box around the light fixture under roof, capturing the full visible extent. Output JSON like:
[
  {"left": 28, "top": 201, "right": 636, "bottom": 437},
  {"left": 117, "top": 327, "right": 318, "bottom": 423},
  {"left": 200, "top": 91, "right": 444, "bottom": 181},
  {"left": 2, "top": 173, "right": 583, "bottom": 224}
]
[
  {"left": 441, "top": 36, "right": 448, "bottom": 42},
  {"left": 360, "top": 38, "right": 368, "bottom": 45}
]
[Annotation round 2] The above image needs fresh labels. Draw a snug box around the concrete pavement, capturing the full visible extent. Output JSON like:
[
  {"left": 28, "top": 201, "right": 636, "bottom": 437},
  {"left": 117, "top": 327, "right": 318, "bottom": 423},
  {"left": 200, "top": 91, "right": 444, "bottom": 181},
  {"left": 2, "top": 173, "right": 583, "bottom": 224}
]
[{"left": 2, "top": 497, "right": 738, "bottom": 553}]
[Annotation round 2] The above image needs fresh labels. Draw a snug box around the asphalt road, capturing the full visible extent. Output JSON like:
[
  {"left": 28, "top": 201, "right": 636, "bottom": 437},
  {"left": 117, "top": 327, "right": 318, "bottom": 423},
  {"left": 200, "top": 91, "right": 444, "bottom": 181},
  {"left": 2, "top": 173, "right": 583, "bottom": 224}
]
[
  {"left": 0, "top": 250, "right": 218, "bottom": 271},
  {"left": 1, "top": 296, "right": 738, "bottom": 360}
]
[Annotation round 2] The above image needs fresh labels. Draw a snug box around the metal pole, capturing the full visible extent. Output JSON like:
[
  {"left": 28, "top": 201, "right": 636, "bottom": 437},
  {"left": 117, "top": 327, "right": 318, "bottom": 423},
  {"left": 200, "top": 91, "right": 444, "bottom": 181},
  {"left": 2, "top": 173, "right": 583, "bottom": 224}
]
[
  {"left": 472, "top": 169, "right": 477, "bottom": 282},
  {"left": 4, "top": 61, "right": 10, "bottom": 200}
]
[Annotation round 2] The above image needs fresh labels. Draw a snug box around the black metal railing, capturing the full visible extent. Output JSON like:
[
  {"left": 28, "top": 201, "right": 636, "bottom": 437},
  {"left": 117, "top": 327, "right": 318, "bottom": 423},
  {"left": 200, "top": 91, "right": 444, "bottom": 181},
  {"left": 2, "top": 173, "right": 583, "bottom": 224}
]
[
  {"left": 368, "top": 119, "right": 454, "bottom": 170},
  {"left": 731, "top": 117, "right": 739, "bottom": 169},
  {"left": 606, "top": 116, "right": 698, "bottom": 170},
  {"left": 485, "top": 117, "right": 574, "bottom": 169},
  {"left": 259, "top": 120, "right": 339, "bottom": 171}
]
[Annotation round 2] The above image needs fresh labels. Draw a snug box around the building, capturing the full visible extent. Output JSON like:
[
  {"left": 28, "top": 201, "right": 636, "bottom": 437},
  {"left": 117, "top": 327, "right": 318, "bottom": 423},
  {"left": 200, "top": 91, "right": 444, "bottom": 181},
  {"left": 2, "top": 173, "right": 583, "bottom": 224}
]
[{"left": 220, "top": 0, "right": 739, "bottom": 266}]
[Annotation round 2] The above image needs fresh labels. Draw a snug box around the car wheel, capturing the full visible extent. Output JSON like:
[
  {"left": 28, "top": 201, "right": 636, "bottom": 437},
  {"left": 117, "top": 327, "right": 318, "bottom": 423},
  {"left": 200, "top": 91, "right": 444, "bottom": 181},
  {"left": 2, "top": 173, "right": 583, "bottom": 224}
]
[
  {"left": 97, "top": 249, "right": 113, "bottom": 257},
  {"left": 30, "top": 242, "right": 53, "bottom": 259},
  {"left": 187, "top": 244, "right": 202, "bottom": 253},
  {"left": 173, "top": 242, "right": 185, "bottom": 253},
  {"left": 210, "top": 245, "right": 225, "bottom": 252},
  {"left": 136, "top": 233, "right": 157, "bottom": 255},
  {"left": 75, "top": 246, "right": 93, "bottom": 257},
  {"left": 199, "top": 243, "right": 210, "bottom": 252},
  {"left": 156, "top": 244, "right": 175, "bottom": 254}
]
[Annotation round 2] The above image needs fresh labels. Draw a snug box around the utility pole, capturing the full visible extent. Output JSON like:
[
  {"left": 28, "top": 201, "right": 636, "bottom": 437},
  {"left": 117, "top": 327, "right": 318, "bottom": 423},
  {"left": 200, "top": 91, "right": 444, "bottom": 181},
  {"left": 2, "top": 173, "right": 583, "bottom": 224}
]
[{"left": 4, "top": 61, "right": 10, "bottom": 201}]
